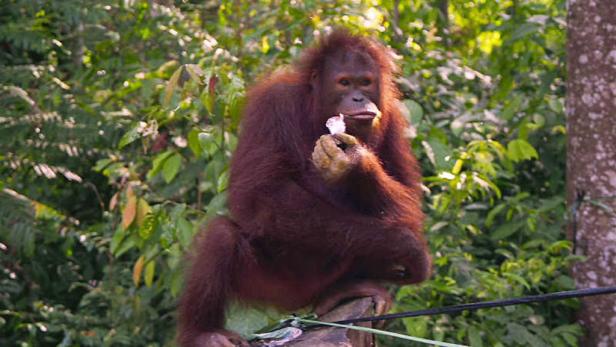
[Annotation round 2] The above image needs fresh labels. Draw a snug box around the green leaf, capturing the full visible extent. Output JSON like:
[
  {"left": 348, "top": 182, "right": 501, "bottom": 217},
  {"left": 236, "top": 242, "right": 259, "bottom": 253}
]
[
  {"left": 553, "top": 275, "right": 575, "bottom": 289},
  {"left": 404, "top": 317, "right": 428, "bottom": 338},
  {"left": 423, "top": 138, "right": 452, "bottom": 170},
  {"left": 139, "top": 213, "right": 157, "bottom": 239},
  {"left": 507, "top": 323, "right": 546, "bottom": 347},
  {"left": 170, "top": 266, "right": 183, "bottom": 297},
  {"left": 199, "top": 131, "right": 220, "bottom": 156},
  {"left": 144, "top": 261, "right": 155, "bottom": 287},
  {"left": 552, "top": 324, "right": 582, "bottom": 335},
  {"left": 113, "top": 234, "right": 139, "bottom": 257},
  {"left": 500, "top": 94, "right": 522, "bottom": 120},
  {"left": 200, "top": 89, "right": 215, "bottom": 114},
  {"left": 217, "top": 170, "right": 229, "bottom": 193},
  {"left": 187, "top": 129, "right": 202, "bottom": 157},
  {"left": 225, "top": 304, "right": 274, "bottom": 338},
  {"left": 147, "top": 150, "right": 174, "bottom": 180},
  {"left": 118, "top": 122, "right": 144, "bottom": 149},
  {"left": 228, "top": 97, "right": 245, "bottom": 128},
  {"left": 507, "top": 139, "right": 538, "bottom": 162},
  {"left": 490, "top": 220, "right": 524, "bottom": 240},
  {"left": 468, "top": 326, "right": 483, "bottom": 347},
  {"left": 537, "top": 197, "right": 564, "bottom": 212},
  {"left": 176, "top": 218, "right": 194, "bottom": 249},
  {"left": 135, "top": 198, "right": 151, "bottom": 227},
  {"left": 162, "top": 153, "right": 182, "bottom": 183},
  {"left": 485, "top": 204, "right": 506, "bottom": 227},
  {"left": 93, "top": 158, "right": 113, "bottom": 172},
  {"left": 110, "top": 228, "right": 126, "bottom": 254},
  {"left": 205, "top": 193, "right": 227, "bottom": 219},
  {"left": 23, "top": 228, "right": 35, "bottom": 257},
  {"left": 403, "top": 99, "right": 424, "bottom": 125},
  {"left": 562, "top": 333, "right": 577, "bottom": 346},
  {"left": 510, "top": 23, "right": 540, "bottom": 41},
  {"left": 548, "top": 97, "right": 564, "bottom": 113},
  {"left": 164, "top": 66, "right": 183, "bottom": 106},
  {"left": 503, "top": 272, "right": 531, "bottom": 289}
]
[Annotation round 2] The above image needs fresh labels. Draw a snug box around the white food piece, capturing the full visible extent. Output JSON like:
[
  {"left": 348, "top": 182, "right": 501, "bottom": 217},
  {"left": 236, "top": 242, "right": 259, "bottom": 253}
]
[{"left": 326, "top": 114, "right": 346, "bottom": 135}]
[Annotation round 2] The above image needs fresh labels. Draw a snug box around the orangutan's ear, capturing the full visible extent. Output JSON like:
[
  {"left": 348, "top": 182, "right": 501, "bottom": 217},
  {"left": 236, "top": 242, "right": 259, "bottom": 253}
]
[{"left": 310, "top": 70, "right": 318, "bottom": 89}]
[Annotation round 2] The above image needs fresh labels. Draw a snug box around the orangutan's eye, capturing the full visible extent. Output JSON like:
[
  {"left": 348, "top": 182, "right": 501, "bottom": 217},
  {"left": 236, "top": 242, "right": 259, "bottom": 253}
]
[{"left": 339, "top": 78, "right": 350, "bottom": 86}]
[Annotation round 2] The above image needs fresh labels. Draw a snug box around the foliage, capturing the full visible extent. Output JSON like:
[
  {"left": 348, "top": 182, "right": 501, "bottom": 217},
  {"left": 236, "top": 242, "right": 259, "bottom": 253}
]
[{"left": 0, "top": 0, "right": 579, "bottom": 346}]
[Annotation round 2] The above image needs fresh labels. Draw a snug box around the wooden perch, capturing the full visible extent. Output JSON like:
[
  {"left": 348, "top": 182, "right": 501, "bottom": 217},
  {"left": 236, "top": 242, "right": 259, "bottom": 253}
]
[{"left": 251, "top": 297, "right": 376, "bottom": 347}]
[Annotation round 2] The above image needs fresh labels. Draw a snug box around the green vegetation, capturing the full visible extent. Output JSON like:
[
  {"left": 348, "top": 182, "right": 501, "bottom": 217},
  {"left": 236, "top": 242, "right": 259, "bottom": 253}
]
[{"left": 0, "top": 0, "right": 580, "bottom": 346}]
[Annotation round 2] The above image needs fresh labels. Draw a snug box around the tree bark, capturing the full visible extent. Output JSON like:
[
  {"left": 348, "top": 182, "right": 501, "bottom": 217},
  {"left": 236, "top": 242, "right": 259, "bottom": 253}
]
[{"left": 566, "top": 0, "right": 616, "bottom": 346}]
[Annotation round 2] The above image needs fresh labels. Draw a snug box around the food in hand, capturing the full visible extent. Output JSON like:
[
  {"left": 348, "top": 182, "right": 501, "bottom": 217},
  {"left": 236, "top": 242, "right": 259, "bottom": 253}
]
[{"left": 326, "top": 113, "right": 346, "bottom": 135}]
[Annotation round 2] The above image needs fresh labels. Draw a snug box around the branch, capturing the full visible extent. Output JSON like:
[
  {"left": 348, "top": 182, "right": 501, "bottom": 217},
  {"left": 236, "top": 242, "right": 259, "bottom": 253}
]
[{"left": 251, "top": 297, "right": 376, "bottom": 347}]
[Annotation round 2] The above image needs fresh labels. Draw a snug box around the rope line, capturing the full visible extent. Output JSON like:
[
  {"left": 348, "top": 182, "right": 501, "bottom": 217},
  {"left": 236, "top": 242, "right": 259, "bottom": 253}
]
[
  {"left": 295, "top": 317, "right": 467, "bottom": 347},
  {"left": 330, "top": 286, "right": 616, "bottom": 325}
]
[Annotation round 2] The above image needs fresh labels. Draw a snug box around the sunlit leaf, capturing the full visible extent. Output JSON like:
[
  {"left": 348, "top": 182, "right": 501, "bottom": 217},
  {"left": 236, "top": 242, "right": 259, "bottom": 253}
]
[
  {"left": 404, "top": 316, "right": 429, "bottom": 338},
  {"left": 144, "top": 261, "right": 155, "bottom": 287},
  {"left": 503, "top": 272, "right": 531, "bottom": 289},
  {"left": 451, "top": 159, "right": 464, "bottom": 175},
  {"left": 122, "top": 187, "right": 137, "bottom": 229},
  {"left": 157, "top": 60, "right": 179, "bottom": 77},
  {"left": 187, "top": 129, "right": 202, "bottom": 157},
  {"left": 109, "top": 192, "right": 119, "bottom": 210},
  {"left": 135, "top": 198, "right": 151, "bottom": 227},
  {"left": 139, "top": 213, "right": 156, "bottom": 240},
  {"left": 133, "top": 255, "right": 145, "bottom": 287},
  {"left": 477, "top": 31, "right": 501, "bottom": 54},
  {"left": 261, "top": 36, "right": 270, "bottom": 53},
  {"left": 507, "top": 139, "right": 539, "bottom": 162}
]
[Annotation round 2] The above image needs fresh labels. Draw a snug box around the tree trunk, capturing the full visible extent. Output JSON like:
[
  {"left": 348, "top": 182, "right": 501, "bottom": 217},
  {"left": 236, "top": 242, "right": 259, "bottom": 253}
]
[
  {"left": 566, "top": 0, "right": 616, "bottom": 346},
  {"left": 436, "top": 0, "right": 449, "bottom": 47}
]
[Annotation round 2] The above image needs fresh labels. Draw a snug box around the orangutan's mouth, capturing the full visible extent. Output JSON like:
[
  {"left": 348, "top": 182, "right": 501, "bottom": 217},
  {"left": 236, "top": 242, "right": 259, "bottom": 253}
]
[{"left": 344, "top": 111, "right": 377, "bottom": 120}]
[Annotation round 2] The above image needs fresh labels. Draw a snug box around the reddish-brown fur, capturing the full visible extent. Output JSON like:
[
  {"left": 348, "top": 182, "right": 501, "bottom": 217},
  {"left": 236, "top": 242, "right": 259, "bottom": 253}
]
[{"left": 178, "top": 30, "right": 431, "bottom": 347}]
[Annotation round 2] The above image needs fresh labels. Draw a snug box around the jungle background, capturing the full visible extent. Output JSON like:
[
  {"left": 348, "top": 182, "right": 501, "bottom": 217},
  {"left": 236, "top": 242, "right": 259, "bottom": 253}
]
[{"left": 0, "top": 0, "right": 582, "bottom": 346}]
